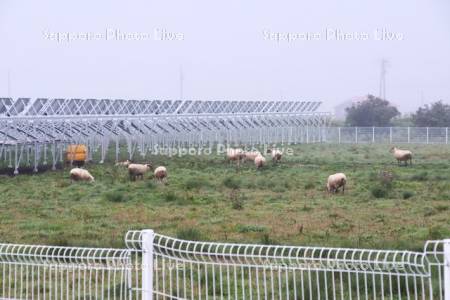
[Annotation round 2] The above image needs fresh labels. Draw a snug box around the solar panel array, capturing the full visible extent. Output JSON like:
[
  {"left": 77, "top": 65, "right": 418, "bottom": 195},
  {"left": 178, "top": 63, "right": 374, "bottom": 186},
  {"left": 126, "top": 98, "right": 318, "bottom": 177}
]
[
  {"left": 0, "top": 98, "right": 322, "bottom": 116},
  {"left": 0, "top": 98, "right": 329, "bottom": 173}
]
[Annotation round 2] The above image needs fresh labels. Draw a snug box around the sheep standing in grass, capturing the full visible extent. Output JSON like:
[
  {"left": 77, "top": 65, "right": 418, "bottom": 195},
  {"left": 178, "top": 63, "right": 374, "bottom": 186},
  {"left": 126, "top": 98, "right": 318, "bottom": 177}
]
[
  {"left": 268, "top": 149, "right": 282, "bottom": 163},
  {"left": 226, "top": 148, "right": 245, "bottom": 167},
  {"left": 128, "top": 163, "right": 152, "bottom": 181},
  {"left": 70, "top": 168, "right": 94, "bottom": 183},
  {"left": 327, "top": 173, "right": 347, "bottom": 194},
  {"left": 154, "top": 166, "right": 167, "bottom": 182},
  {"left": 115, "top": 160, "right": 131, "bottom": 167},
  {"left": 254, "top": 154, "right": 266, "bottom": 169},
  {"left": 244, "top": 150, "right": 261, "bottom": 162},
  {"left": 390, "top": 147, "right": 413, "bottom": 166}
]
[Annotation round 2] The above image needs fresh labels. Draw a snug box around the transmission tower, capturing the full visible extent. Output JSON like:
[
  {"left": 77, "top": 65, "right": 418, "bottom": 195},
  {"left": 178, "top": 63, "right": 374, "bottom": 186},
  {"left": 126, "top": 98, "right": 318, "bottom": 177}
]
[{"left": 379, "top": 59, "right": 388, "bottom": 100}]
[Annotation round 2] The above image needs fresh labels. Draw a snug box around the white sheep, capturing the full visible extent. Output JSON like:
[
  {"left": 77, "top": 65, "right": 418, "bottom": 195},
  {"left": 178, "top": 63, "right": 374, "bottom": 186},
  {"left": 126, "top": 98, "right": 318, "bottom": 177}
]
[
  {"left": 70, "top": 168, "right": 94, "bottom": 183},
  {"left": 128, "top": 163, "right": 152, "bottom": 181},
  {"left": 390, "top": 147, "right": 413, "bottom": 166},
  {"left": 244, "top": 150, "right": 261, "bottom": 162},
  {"left": 115, "top": 160, "right": 131, "bottom": 167},
  {"left": 268, "top": 149, "right": 282, "bottom": 163},
  {"left": 254, "top": 154, "right": 266, "bottom": 169},
  {"left": 226, "top": 148, "right": 245, "bottom": 166},
  {"left": 154, "top": 166, "right": 167, "bottom": 182},
  {"left": 327, "top": 173, "right": 347, "bottom": 194}
]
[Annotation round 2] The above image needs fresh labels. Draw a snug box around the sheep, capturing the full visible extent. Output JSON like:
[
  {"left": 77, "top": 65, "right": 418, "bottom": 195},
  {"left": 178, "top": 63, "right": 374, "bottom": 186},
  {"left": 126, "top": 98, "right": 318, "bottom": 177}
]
[
  {"left": 267, "top": 149, "right": 282, "bottom": 163},
  {"left": 254, "top": 154, "right": 266, "bottom": 169},
  {"left": 115, "top": 160, "right": 131, "bottom": 167},
  {"left": 226, "top": 148, "right": 245, "bottom": 167},
  {"left": 390, "top": 147, "right": 413, "bottom": 166},
  {"left": 327, "top": 173, "right": 347, "bottom": 194},
  {"left": 128, "top": 163, "right": 152, "bottom": 181},
  {"left": 70, "top": 168, "right": 94, "bottom": 183},
  {"left": 154, "top": 166, "right": 167, "bottom": 182},
  {"left": 244, "top": 150, "right": 261, "bottom": 162}
]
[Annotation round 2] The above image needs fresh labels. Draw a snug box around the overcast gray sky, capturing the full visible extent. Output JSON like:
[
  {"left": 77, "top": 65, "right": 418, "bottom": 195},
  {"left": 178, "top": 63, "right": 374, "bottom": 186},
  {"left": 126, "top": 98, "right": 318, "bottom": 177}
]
[{"left": 1, "top": 0, "right": 449, "bottom": 113}]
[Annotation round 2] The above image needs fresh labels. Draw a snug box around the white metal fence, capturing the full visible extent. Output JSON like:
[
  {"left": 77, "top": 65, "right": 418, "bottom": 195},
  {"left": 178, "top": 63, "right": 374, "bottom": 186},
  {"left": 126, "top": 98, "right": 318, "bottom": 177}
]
[
  {"left": 325, "top": 127, "right": 449, "bottom": 145},
  {"left": 1, "top": 231, "right": 449, "bottom": 299}
]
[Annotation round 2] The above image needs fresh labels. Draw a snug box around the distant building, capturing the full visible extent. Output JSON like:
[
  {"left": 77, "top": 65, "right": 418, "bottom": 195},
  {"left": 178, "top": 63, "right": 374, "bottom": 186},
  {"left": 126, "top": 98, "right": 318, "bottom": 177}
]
[{"left": 333, "top": 95, "right": 370, "bottom": 120}]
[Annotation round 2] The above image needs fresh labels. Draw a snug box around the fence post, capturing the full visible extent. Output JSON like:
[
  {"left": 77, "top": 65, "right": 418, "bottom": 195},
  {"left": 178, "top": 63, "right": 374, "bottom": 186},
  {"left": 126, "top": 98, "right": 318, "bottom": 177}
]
[
  {"left": 389, "top": 127, "right": 392, "bottom": 143},
  {"left": 355, "top": 127, "right": 358, "bottom": 144},
  {"left": 427, "top": 127, "right": 429, "bottom": 144},
  {"left": 446, "top": 127, "right": 448, "bottom": 144},
  {"left": 372, "top": 127, "right": 375, "bottom": 143},
  {"left": 408, "top": 127, "right": 410, "bottom": 143},
  {"left": 445, "top": 240, "right": 450, "bottom": 300},
  {"left": 142, "top": 230, "right": 155, "bottom": 300},
  {"left": 338, "top": 127, "right": 341, "bottom": 144}
]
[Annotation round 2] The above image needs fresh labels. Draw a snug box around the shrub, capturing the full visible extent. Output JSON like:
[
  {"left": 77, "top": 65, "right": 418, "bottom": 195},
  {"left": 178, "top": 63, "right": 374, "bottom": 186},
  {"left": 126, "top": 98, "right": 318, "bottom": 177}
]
[
  {"left": 271, "top": 185, "right": 286, "bottom": 193},
  {"left": 304, "top": 182, "right": 315, "bottom": 190},
  {"left": 184, "top": 178, "right": 203, "bottom": 190},
  {"left": 378, "top": 170, "right": 394, "bottom": 187},
  {"left": 402, "top": 191, "right": 414, "bottom": 199},
  {"left": 222, "top": 176, "right": 241, "bottom": 189},
  {"left": 236, "top": 224, "right": 267, "bottom": 233},
  {"left": 434, "top": 205, "right": 449, "bottom": 212},
  {"left": 177, "top": 227, "right": 203, "bottom": 241},
  {"left": 423, "top": 207, "right": 435, "bottom": 217},
  {"left": 163, "top": 191, "right": 178, "bottom": 202},
  {"left": 146, "top": 181, "right": 156, "bottom": 189},
  {"left": 103, "top": 190, "right": 127, "bottom": 202},
  {"left": 428, "top": 226, "right": 446, "bottom": 240},
  {"left": 371, "top": 185, "right": 388, "bottom": 198},
  {"left": 229, "top": 189, "right": 244, "bottom": 210},
  {"left": 260, "top": 233, "right": 277, "bottom": 245},
  {"left": 411, "top": 171, "right": 428, "bottom": 181}
]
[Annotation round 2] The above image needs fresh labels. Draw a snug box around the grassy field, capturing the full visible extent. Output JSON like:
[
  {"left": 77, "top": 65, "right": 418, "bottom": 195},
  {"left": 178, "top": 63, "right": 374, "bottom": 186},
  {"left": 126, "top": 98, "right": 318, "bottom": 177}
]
[{"left": 0, "top": 143, "right": 449, "bottom": 251}]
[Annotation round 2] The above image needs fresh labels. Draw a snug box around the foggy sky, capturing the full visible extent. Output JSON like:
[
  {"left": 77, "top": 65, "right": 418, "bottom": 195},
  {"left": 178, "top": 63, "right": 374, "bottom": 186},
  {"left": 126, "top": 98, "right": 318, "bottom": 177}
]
[{"left": 1, "top": 0, "right": 449, "bottom": 114}]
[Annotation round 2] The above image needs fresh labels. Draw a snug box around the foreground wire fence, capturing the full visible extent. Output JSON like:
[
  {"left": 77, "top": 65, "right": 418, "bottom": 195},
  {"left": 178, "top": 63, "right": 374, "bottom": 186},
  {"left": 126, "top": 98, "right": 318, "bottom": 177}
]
[
  {"left": 1, "top": 231, "right": 449, "bottom": 299},
  {"left": 0, "top": 244, "right": 131, "bottom": 299}
]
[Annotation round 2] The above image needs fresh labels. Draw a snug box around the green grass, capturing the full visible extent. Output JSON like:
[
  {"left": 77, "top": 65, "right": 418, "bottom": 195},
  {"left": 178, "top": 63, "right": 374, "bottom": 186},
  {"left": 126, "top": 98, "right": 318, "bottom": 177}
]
[{"left": 0, "top": 143, "right": 449, "bottom": 250}]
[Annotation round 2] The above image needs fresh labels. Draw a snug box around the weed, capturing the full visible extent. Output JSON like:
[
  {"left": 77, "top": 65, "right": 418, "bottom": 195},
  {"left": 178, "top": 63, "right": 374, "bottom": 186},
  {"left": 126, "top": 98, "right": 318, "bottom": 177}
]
[
  {"left": 402, "top": 191, "right": 414, "bottom": 199},
  {"left": 177, "top": 227, "right": 203, "bottom": 241},
  {"left": 103, "top": 190, "right": 128, "bottom": 202}
]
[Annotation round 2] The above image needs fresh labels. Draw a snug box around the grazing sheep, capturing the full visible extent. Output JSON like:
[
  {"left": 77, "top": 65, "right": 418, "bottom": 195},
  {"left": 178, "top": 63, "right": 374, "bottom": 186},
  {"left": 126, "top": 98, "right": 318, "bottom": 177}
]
[
  {"left": 70, "top": 168, "right": 94, "bottom": 183},
  {"left": 390, "top": 147, "right": 413, "bottom": 166},
  {"left": 254, "top": 154, "right": 266, "bottom": 169},
  {"left": 226, "top": 148, "right": 245, "bottom": 166},
  {"left": 267, "top": 149, "right": 282, "bottom": 163},
  {"left": 327, "top": 173, "right": 347, "bottom": 194},
  {"left": 154, "top": 166, "right": 167, "bottom": 182},
  {"left": 115, "top": 160, "right": 131, "bottom": 167},
  {"left": 128, "top": 163, "right": 152, "bottom": 181},
  {"left": 244, "top": 150, "right": 261, "bottom": 162}
]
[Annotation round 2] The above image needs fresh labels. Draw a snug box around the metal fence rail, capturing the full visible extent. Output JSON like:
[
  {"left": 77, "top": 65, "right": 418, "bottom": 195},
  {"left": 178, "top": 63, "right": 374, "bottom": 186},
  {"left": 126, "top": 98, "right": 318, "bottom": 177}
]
[
  {"left": 1, "top": 232, "right": 449, "bottom": 299},
  {"left": 0, "top": 243, "right": 131, "bottom": 299},
  {"left": 325, "top": 127, "right": 449, "bottom": 144},
  {"left": 125, "top": 230, "right": 450, "bottom": 300}
]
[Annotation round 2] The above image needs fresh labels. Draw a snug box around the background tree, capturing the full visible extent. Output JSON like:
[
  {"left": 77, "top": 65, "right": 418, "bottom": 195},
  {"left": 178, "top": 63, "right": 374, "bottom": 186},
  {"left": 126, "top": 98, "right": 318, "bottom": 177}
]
[
  {"left": 411, "top": 101, "right": 450, "bottom": 127},
  {"left": 345, "top": 95, "right": 400, "bottom": 126}
]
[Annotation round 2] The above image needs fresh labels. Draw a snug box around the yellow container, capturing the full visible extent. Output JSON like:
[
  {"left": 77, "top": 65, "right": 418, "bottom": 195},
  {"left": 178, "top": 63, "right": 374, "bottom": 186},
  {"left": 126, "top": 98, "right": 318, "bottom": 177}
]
[{"left": 66, "top": 144, "right": 88, "bottom": 162}]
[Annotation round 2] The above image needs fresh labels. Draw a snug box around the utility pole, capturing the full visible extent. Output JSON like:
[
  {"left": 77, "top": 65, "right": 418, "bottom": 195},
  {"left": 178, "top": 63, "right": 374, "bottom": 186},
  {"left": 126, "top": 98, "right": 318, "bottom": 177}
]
[
  {"left": 7, "top": 69, "right": 11, "bottom": 97},
  {"left": 179, "top": 65, "right": 184, "bottom": 100},
  {"left": 379, "top": 59, "right": 388, "bottom": 100}
]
